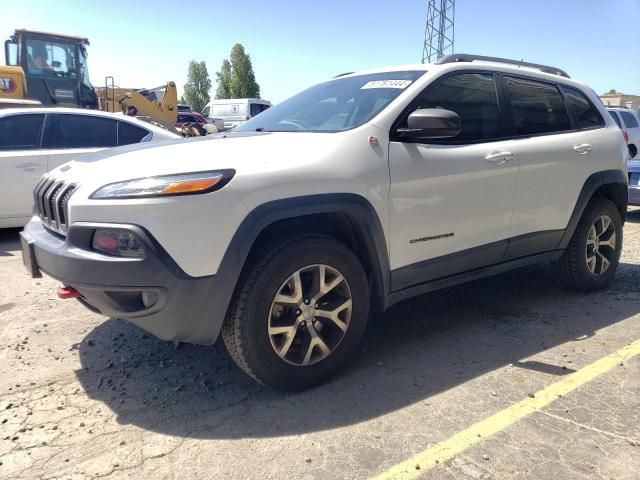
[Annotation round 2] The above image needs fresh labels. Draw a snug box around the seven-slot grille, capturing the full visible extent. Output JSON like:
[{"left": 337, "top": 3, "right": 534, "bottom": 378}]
[{"left": 33, "top": 177, "right": 78, "bottom": 234}]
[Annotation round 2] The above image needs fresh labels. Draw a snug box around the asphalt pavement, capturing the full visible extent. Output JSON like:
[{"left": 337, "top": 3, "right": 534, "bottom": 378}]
[{"left": 1, "top": 214, "right": 639, "bottom": 479}]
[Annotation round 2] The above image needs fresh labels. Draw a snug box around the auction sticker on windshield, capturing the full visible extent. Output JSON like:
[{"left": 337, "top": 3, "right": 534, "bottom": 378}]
[{"left": 361, "top": 80, "right": 413, "bottom": 89}]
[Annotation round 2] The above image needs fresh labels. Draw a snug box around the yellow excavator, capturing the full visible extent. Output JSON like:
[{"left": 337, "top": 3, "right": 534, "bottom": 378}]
[{"left": 1, "top": 29, "right": 177, "bottom": 129}]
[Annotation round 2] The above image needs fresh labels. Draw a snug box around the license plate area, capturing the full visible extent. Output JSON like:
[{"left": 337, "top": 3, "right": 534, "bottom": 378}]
[{"left": 20, "top": 233, "right": 42, "bottom": 279}]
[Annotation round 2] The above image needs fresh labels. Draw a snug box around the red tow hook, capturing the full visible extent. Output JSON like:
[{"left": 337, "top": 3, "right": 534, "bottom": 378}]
[{"left": 57, "top": 286, "right": 81, "bottom": 300}]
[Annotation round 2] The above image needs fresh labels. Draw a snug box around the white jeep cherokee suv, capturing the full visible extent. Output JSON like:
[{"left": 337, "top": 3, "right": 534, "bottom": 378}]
[{"left": 21, "top": 54, "right": 628, "bottom": 390}]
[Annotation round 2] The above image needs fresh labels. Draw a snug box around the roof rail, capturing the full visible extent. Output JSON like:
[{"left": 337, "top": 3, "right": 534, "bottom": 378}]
[
  {"left": 436, "top": 53, "right": 570, "bottom": 79},
  {"left": 333, "top": 72, "right": 355, "bottom": 78}
]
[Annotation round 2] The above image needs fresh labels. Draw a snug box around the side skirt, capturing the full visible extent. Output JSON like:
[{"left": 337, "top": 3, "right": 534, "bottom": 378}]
[{"left": 385, "top": 250, "right": 563, "bottom": 309}]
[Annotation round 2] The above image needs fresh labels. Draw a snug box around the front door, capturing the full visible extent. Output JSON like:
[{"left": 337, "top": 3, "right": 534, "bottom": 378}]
[{"left": 388, "top": 72, "right": 519, "bottom": 290}]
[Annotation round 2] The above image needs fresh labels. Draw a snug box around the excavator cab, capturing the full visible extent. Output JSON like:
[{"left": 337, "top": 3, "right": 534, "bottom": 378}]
[{"left": 1, "top": 30, "right": 97, "bottom": 108}]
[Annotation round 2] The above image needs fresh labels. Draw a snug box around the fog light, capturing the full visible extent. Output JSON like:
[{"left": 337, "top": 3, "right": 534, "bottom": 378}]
[
  {"left": 141, "top": 291, "right": 159, "bottom": 308},
  {"left": 92, "top": 229, "right": 145, "bottom": 258}
]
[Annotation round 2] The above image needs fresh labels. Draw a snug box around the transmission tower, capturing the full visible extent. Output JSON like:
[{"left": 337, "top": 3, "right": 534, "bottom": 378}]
[{"left": 422, "top": 0, "right": 455, "bottom": 63}]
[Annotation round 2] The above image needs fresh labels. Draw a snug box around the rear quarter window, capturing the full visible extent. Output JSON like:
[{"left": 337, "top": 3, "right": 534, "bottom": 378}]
[
  {"left": 118, "top": 121, "right": 150, "bottom": 145},
  {"left": 562, "top": 86, "right": 604, "bottom": 129}
]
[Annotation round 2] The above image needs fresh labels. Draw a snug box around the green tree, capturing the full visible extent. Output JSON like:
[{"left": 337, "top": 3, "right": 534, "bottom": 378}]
[
  {"left": 215, "top": 59, "right": 232, "bottom": 99},
  {"left": 215, "top": 44, "right": 260, "bottom": 99},
  {"left": 183, "top": 60, "right": 211, "bottom": 112}
]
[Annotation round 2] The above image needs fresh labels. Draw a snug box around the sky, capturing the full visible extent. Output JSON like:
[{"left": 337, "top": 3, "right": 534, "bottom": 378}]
[{"left": 3, "top": 0, "right": 639, "bottom": 105}]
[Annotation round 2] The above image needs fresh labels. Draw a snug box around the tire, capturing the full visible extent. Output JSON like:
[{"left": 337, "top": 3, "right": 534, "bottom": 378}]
[
  {"left": 222, "top": 234, "right": 370, "bottom": 391},
  {"left": 555, "top": 197, "right": 622, "bottom": 291}
]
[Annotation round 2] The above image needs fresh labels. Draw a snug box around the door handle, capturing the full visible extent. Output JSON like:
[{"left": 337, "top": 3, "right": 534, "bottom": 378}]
[
  {"left": 485, "top": 152, "right": 514, "bottom": 164},
  {"left": 16, "top": 162, "right": 41, "bottom": 171},
  {"left": 573, "top": 144, "right": 592, "bottom": 155}
]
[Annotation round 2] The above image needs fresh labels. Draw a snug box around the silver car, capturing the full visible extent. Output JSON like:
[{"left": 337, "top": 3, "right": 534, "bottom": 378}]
[{"left": 627, "top": 160, "right": 640, "bottom": 206}]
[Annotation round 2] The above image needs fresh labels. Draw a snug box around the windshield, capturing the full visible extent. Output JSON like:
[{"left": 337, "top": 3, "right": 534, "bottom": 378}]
[
  {"left": 235, "top": 70, "right": 425, "bottom": 133},
  {"left": 26, "top": 37, "right": 77, "bottom": 78}
]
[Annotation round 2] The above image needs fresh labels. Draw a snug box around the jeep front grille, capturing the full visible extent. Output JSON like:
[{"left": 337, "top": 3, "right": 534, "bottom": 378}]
[{"left": 33, "top": 177, "right": 78, "bottom": 235}]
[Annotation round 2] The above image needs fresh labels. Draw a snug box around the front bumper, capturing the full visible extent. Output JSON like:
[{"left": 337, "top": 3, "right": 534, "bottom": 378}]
[{"left": 21, "top": 218, "right": 228, "bottom": 345}]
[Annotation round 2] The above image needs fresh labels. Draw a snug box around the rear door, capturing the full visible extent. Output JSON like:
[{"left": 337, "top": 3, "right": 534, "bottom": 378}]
[
  {"left": 0, "top": 113, "right": 46, "bottom": 220},
  {"left": 504, "top": 76, "right": 599, "bottom": 255},
  {"left": 43, "top": 114, "right": 117, "bottom": 170}
]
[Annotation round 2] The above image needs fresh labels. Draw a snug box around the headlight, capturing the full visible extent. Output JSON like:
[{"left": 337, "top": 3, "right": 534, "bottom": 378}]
[{"left": 90, "top": 170, "right": 235, "bottom": 199}]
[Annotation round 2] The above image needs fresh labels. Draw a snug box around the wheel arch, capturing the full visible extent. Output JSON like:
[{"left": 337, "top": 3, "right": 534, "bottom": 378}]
[
  {"left": 216, "top": 194, "right": 391, "bottom": 321},
  {"left": 559, "top": 169, "right": 628, "bottom": 249}
]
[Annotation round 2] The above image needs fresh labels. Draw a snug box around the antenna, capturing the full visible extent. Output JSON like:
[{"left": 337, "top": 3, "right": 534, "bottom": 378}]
[{"left": 422, "top": 0, "right": 455, "bottom": 64}]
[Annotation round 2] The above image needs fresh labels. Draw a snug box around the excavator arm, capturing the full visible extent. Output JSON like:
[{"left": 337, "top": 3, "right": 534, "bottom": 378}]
[{"left": 97, "top": 80, "right": 178, "bottom": 131}]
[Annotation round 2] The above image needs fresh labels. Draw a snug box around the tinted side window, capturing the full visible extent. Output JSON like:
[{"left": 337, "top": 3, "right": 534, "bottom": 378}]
[
  {"left": 620, "top": 111, "right": 639, "bottom": 129},
  {"left": 202, "top": 106, "right": 210, "bottom": 117},
  {"left": 250, "top": 103, "right": 261, "bottom": 117},
  {"left": 401, "top": 73, "right": 501, "bottom": 142},
  {"left": 504, "top": 76, "right": 571, "bottom": 135},
  {"left": 118, "top": 121, "right": 150, "bottom": 145},
  {"left": 0, "top": 114, "right": 44, "bottom": 150},
  {"left": 563, "top": 87, "right": 603, "bottom": 129},
  {"left": 609, "top": 111, "right": 622, "bottom": 128},
  {"left": 47, "top": 115, "right": 117, "bottom": 148}
]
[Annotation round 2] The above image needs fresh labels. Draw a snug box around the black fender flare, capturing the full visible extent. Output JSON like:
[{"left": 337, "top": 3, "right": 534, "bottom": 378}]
[
  {"left": 212, "top": 193, "right": 391, "bottom": 322},
  {"left": 558, "top": 169, "right": 628, "bottom": 249}
]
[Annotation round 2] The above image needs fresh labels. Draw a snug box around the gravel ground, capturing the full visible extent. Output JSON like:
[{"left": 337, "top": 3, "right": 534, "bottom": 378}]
[{"left": 1, "top": 213, "right": 639, "bottom": 479}]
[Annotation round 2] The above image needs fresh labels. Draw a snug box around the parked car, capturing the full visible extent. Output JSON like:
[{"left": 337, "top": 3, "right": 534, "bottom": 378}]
[
  {"left": 607, "top": 107, "right": 639, "bottom": 158},
  {"left": 21, "top": 55, "right": 628, "bottom": 390},
  {"left": 175, "top": 112, "right": 223, "bottom": 135},
  {"left": 626, "top": 159, "right": 640, "bottom": 206},
  {"left": 201, "top": 98, "right": 271, "bottom": 130},
  {"left": 0, "top": 108, "right": 179, "bottom": 228},
  {"left": 177, "top": 104, "right": 192, "bottom": 113}
]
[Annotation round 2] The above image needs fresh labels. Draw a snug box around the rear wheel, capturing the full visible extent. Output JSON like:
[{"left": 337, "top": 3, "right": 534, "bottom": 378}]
[
  {"left": 222, "top": 234, "right": 370, "bottom": 390},
  {"left": 555, "top": 198, "right": 622, "bottom": 291}
]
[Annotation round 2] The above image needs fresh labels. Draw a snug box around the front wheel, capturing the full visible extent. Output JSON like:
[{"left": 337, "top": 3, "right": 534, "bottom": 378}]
[
  {"left": 555, "top": 197, "right": 623, "bottom": 291},
  {"left": 222, "top": 234, "right": 370, "bottom": 390}
]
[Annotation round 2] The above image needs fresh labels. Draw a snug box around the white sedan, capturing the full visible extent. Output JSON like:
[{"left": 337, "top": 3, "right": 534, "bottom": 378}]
[{"left": 0, "top": 108, "right": 180, "bottom": 228}]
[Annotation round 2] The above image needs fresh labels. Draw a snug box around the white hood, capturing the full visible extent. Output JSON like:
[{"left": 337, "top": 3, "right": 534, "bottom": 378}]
[{"left": 49, "top": 132, "right": 337, "bottom": 189}]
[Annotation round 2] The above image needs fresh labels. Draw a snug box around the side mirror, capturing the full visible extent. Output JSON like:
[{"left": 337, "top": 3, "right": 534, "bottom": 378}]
[
  {"left": 51, "top": 60, "right": 61, "bottom": 68},
  {"left": 397, "top": 108, "right": 461, "bottom": 140},
  {"left": 4, "top": 40, "right": 17, "bottom": 66}
]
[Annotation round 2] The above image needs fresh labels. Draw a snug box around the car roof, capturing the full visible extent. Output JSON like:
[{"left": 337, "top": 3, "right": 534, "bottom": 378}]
[
  {"left": 335, "top": 60, "right": 593, "bottom": 92},
  {"left": 0, "top": 107, "right": 180, "bottom": 136}
]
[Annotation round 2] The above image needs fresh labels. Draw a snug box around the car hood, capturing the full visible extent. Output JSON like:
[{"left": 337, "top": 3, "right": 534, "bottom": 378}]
[{"left": 48, "top": 131, "right": 338, "bottom": 187}]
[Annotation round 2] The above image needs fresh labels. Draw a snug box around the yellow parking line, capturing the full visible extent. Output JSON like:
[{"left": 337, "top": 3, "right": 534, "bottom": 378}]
[{"left": 371, "top": 338, "right": 640, "bottom": 480}]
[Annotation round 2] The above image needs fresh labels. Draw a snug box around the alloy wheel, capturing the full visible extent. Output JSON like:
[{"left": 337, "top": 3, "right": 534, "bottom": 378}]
[
  {"left": 268, "top": 264, "right": 353, "bottom": 366},
  {"left": 585, "top": 215, "right": 616, "bottom": 276}
]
